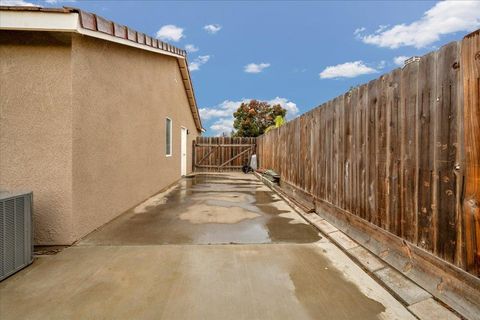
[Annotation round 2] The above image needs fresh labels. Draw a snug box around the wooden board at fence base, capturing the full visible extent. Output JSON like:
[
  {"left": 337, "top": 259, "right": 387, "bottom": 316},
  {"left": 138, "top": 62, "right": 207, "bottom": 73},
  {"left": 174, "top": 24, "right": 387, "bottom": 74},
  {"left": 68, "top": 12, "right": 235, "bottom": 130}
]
[{"left": 193, "top": 137, "right": 256, "bottom": 172}]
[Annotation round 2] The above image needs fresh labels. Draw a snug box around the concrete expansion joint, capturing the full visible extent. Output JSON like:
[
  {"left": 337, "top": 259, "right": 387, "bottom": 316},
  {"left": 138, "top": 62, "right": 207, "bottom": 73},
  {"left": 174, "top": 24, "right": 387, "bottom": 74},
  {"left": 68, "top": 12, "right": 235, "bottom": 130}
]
[{"left": 254, "top": 173, "right": 464, "bottom": 320}]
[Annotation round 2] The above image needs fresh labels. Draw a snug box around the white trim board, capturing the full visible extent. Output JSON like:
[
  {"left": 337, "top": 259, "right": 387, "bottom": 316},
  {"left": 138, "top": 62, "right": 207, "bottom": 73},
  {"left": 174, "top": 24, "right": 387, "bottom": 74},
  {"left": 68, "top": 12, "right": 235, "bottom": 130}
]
[{"left": 0, "top": 10, "right": 183, "bottom": 59}]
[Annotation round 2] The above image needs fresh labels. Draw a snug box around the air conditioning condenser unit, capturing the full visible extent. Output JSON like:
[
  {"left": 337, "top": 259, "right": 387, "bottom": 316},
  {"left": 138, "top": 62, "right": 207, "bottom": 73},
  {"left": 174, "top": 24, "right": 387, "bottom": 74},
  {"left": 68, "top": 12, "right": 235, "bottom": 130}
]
[{"left": 0, "top": 191, "right": 33, "bottom": 281}]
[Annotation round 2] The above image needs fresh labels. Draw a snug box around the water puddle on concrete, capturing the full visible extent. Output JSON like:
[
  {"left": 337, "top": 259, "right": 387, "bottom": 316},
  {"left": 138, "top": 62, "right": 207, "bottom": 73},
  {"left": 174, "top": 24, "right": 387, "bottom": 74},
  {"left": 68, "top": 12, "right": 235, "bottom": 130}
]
[
  {"left": 287, "top": 246, "right": 386, "bottom": 319},
  {"left": 79, "top": 174, "right": 322, "bottom": 245}
]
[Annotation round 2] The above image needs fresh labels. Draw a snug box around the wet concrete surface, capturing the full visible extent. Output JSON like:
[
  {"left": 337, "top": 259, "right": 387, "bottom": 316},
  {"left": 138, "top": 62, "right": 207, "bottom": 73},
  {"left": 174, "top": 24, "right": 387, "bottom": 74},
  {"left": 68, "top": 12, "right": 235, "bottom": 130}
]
[
  {"left": 0, "top": 243, "right": 415, "bottom": 320},
  {"left": 79, "top": 174, "right": 321, "bottom": 245},
  {"left": 0, "top": 173, "right": 417, "bottom": 319}
]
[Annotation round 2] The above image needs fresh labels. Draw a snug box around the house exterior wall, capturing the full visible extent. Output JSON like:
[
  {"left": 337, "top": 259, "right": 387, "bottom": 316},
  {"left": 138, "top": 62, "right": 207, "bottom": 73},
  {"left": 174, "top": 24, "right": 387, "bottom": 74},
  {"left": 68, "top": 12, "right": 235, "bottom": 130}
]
[
  {"left": 70, "top": 34, "right": 199, "bottom": 241},
  {"left": 0, "top": 31, "right": 74, "bottom": 245},
  {"left": 0, "top": 30, "right": 200, "bottom": 245}
]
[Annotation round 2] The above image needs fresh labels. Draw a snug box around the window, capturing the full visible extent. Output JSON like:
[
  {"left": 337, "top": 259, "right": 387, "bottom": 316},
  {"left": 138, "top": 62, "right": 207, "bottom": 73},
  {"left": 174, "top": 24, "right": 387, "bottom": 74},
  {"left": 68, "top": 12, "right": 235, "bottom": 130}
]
[{"left": 165, "top": 118, "right": 172, "bottom": 156}]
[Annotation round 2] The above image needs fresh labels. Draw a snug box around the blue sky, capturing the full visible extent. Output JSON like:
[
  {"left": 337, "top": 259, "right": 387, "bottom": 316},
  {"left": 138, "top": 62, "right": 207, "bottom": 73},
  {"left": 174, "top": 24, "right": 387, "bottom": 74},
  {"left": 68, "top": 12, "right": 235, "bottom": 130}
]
[{"left": 5, "top": 0, "right": 480, "bottom": 135}]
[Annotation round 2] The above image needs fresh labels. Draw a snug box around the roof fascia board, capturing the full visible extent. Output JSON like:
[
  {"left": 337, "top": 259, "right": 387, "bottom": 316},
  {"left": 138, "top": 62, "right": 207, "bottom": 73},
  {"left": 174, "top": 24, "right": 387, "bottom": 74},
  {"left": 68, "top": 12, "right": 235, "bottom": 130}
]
[
  {"left": 0, "top": 10, "right": 184, "bottom": 59},
  {"left": 177, "top": 58, "right": 204, "bottom": 132},
  {"left": 0, "top": 10, "right": 78, "bottom": 31},
  {"left": 77, "top": 28, "right": 183, "bottom": 59}
]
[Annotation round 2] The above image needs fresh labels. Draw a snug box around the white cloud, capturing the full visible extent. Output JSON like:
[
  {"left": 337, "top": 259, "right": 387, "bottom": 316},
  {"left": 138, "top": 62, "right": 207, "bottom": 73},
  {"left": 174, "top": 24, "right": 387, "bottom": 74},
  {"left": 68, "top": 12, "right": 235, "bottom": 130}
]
[
  {"left": 156, "top": 25, "right": 184, "bottom": 42},
  {"left": 358, "top": 1, "right": 480, "bottom": 49},
  {"left": 201, "top": 97, "right": 299, "bottom": 136},
  {"left": 210, "top": 118, "right": 234, "bottom": 135},
  {"left": 393, "top": 55, "right": 409, "bottom": 66},
  {"left": 185, "top": 44, "right": 199, "bottom": 53},
  {"left": 188, "top": 55, "right": 210, "bottom": 72},
  {"left": 319, "top": 61, "right": 378, "bottom": 79},
  {"left": 204, "top": 24, "right": 222, "bottom": 34},
  {"left": 244, "top": 63, "right": 271, "bottom": 73},
  {"left": 353, "top": 27, "right": 366, "bottom": 37},
  {"left": 200, "top": 100, "right": 247, "bottom": 121},
  {"left": 377, "top": 60, "right": 386, "bottom": 69},
  {"left": 0, "top": 0, "right": 38, "bottom": 5},
  {"left": 375, "top": 24, "right": 389, "bottom": 33}
]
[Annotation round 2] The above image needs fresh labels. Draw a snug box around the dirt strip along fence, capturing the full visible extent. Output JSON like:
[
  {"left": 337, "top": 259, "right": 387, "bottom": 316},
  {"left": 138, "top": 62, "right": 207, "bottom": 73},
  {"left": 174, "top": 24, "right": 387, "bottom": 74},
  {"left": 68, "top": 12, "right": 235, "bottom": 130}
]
[
  {"left": 257, "top": 31, "right": 480, "bottom": 278},
  {"left": 193, "top": 137, "right": 256, "bottom": 172}
]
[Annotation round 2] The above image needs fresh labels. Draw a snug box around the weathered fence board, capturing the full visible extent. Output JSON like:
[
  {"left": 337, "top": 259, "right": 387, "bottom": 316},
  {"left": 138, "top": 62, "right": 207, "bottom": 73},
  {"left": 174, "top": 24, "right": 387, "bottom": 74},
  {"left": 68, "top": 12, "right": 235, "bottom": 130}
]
[
  {"left": 193, "top": 137, "right": 256, "bottom": 172},
  {"left": 416, "top": 51, "right": 436, "bottom": 252},
  {"left": 462, "top": 30, "right": 480, "bottom": 276},
  {"left": 436, "top": 42, "right": 462, "bottom": 264},
  {"left": 257, "top": 34, "right": 479, "bottom": 277}
]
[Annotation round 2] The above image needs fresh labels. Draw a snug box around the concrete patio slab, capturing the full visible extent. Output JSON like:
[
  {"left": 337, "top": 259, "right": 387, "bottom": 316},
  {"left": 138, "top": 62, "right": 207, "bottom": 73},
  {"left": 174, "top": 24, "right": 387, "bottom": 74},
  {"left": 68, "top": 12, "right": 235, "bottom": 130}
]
[
  {"left": 0, "top": 244, "right": 416, "bottom": 320},
  {"left": 78, "top": 174, "right": 322, "bottom": 246},
  {"left": 0, "top": 173, "right": 418, "bottom": 319}
]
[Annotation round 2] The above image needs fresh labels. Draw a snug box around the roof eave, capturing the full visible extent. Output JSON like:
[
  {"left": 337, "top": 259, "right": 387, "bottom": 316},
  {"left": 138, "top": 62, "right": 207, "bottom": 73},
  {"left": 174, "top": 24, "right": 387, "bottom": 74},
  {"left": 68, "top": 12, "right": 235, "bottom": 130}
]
[
  {"left": 0, "top": 6, "right": 203, "bottom": 132},
  {"left": 177, "top": 58, "right": 204, "bottom": 132}
]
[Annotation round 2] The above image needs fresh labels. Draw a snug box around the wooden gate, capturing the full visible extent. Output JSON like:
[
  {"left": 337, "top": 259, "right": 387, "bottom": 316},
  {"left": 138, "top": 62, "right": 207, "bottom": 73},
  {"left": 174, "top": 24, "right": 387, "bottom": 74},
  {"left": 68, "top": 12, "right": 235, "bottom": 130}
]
[{"left": 193, "top": 137, "right": 256, "bottom": 172}]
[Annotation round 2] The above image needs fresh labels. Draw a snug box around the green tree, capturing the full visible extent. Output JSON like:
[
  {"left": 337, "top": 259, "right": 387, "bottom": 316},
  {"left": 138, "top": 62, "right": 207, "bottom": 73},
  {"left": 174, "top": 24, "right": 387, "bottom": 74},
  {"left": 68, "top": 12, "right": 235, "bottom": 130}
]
[{"left": 232, "top": 100, "right": 287, "bottom": 137}]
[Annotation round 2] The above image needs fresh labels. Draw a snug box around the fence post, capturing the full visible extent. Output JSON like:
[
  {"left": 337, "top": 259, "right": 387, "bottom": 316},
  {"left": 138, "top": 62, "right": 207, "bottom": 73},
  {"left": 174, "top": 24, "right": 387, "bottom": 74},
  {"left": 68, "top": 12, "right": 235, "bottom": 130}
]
[{"left": 192, "top": 139, "right": 196, "bottom": 173}]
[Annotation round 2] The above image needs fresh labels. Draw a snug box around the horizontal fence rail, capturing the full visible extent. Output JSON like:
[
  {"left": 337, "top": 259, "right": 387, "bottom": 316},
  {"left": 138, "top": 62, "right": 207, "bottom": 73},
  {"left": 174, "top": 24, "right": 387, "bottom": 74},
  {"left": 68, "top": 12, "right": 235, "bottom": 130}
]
[
  {"left": 193, "top": 137, "right": 256, "bottom": 172},
  {"left": 257, "top": 32, "right": 480, "bottom": 278}
]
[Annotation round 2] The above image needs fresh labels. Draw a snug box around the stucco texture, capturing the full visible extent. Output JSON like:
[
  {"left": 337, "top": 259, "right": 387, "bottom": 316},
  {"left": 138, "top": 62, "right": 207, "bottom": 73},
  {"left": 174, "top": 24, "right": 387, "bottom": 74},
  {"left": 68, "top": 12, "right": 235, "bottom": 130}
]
[
  {"left": 0, "top": 30, "right": 199, "bottom": 245},
  {"left": 70, "top": 34, "right": 199, "bottom": 241},
  {"left": 0, "top": 31, "right": 73, "bottom": 244}
]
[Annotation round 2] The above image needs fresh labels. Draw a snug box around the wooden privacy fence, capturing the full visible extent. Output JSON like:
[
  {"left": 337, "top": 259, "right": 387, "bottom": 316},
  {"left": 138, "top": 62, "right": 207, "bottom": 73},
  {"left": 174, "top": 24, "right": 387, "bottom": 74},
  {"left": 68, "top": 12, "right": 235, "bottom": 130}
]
[
  {"left": 257, "top": 31, "right": 480, "bottom": 278},
  {"left": 193, "top": 137, "right": 256, "bottom": 172}
]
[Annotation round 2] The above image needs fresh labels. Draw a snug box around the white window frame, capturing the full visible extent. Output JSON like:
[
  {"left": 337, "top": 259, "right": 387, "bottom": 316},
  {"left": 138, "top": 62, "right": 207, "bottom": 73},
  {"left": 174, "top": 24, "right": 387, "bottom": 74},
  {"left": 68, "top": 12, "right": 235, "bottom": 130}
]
[{"left": 165, "top": 117, "right": 172, "bottom": 157}]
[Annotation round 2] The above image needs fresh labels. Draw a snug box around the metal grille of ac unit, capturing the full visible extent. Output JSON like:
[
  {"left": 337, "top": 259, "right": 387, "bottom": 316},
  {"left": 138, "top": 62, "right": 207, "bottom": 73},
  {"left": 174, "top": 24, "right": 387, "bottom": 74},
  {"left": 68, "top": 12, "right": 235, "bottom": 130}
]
[{"left": 0, "top": 191, "right": 33, "bottom": 281}]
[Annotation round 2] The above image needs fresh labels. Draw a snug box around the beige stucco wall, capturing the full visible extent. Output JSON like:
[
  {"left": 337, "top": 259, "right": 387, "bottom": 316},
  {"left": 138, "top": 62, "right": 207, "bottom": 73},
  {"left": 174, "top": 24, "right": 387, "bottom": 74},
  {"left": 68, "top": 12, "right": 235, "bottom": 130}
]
[
  {"left": 70, "top": 34, "right": 199, "bottom": 241},
  {"left": 0, "top": 30, "right": 200, "bottom": 245},
  {"left": 0, "top": 31, "right": 74, "bottom": 244}
]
